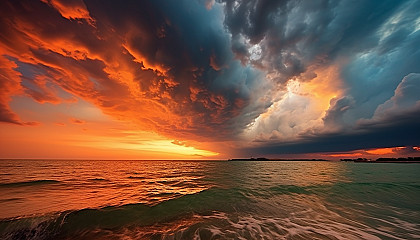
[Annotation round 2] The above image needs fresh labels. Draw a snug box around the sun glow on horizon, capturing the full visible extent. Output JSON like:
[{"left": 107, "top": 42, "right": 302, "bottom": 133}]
[
  {"left": 0, "top": 96, "right": 220, "bottom": 160},
  {"left": 70, "top": 134, "right": 219, "bottom": 158}
]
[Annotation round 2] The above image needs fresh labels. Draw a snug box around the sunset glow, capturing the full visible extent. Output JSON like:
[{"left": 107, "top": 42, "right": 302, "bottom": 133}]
[
  {"left": 2, "top": 2, "right": 420, "bottom": 239},
  {"left": 1, "top": 0, "right": 419, "bottom": 160}
]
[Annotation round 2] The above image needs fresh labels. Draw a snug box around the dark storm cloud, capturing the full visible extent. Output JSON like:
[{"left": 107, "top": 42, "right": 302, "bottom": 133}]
[
  {"left": 222, "top": 0, "right": 420, "bottom": 154},
  {"left": 244, "top": 112, "right": 420, "bottom": 155},
  {"left": 341, "top": 28, "right": 420, "bottom": 122},
  {"left": 323, "top": 96, "right": 355, "bottom": 129},
  {"left": 219, "top": 0, "right": 408, "bottom": 83},
  {"left": 241, "top": 71, "right": 420, "bottom": 156}
]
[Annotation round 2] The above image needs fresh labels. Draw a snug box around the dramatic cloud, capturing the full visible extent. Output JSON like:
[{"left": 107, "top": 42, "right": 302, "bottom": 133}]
[
  {"left": 0, "top": 0, "right": 272, "bottom": 142},
  {"left": 366, "top": 73, "right": 420, "bottom": 123},
  {"left": 224, "top": 0, "right": 420, "bottom": 155},
  {"left": 242, "top": 73, "right": 420, "bottom": 156},
  {"left": 41, "top": 0, "right": 94, "bottom": 23},
  {"left": 0, "top": 0, "right": 419, "bottom": 157}
]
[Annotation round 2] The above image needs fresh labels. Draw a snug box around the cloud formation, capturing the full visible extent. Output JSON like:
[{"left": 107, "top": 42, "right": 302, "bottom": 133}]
[
  {"left": 221, "top": 0, "right": 420, "bottom": 155},
  {"left": 0, "top": 0, "right": 272, "bottom": 142},
  {"left": 0, "top": 0, "right": 419, "bottom": 156},
  {"left": 0, "top": 56, "right": 25, "bottom": 125}
]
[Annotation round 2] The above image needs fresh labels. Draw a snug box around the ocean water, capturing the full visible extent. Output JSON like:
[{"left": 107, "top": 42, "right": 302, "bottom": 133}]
[{"left": 0, "top": 160, "right": 419, "bottom": 240}]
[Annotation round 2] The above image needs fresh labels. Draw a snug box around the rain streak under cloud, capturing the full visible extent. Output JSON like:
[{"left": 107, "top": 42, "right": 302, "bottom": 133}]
[{"left": 0, "top": 0, "right": 419, "bottom": 159}]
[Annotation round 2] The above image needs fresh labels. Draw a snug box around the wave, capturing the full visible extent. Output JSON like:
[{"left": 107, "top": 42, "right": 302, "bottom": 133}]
[
  {"left": 0, "top": 187, "right": 248, "bottom": 239},
  {"left": 1, "top": 183, "right": 419, "bottom": 239},
  {"left": 0, "top": 180, "right": 60, "bottom": 188},
  {"left": 2, "top": 205, "right": 414, "bottom": 240},
  {"left": 88, "top": 178, "right": 107, "bottom": 181},
  {"left": 127, "top": 176, "right": 147, "bottom": 179},
  {"left": 269, "top": 185, "right": 312, "bottom": 195},
  {"left": 0, "top": 198, "right": 24, "bottom": 203}
]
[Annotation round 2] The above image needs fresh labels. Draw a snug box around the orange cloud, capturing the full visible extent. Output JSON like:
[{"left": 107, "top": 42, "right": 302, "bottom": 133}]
[
  {"left": 300, "top": 64, "right": 345, "bottom": 115},
  {"left": 328, "top": 153, "right": 363, "bottom": 158},
  {"left": 40, "top": 0, "right": 94, "bottom": 24},
  {"left": 0, "top": 56, "right": 39, "bottom": 126},
  {"left": 322, "top": 146, "right": 420, "bottom": 160},
  {"left": 0, "top": 0, "right": 253, "bottom": 160},
  {"left": 23, "top": 75, "right": 63, "bottom": 104},
  {"left": 366, "top": 147, "right": 395, "bottom": 155},
  {"left": 0, "top": 56, "right": 22, "bottom": 124}
]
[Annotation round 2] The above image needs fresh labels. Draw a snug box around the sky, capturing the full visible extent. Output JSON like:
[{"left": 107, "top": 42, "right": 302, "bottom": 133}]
[{"left": 0, "top": 0, "right": 419, "bottom": 160}]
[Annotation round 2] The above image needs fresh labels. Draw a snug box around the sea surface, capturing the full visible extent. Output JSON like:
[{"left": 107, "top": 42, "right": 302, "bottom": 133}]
[{"left": 0, "top": 160, "right": 419, "bottom": 239}]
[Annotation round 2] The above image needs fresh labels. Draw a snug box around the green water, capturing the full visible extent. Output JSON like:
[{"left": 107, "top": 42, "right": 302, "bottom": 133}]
[{"left": 0, "top": 160, "right": 419, "bottom": 239}]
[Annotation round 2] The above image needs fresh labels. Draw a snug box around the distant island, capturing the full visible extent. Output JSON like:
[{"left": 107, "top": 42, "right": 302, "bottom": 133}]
[
  {"left": 228, "top": 158, "right": 328, "bottom": 161},
  {"left": 340, "top": 157, "right": 420, "bottom": 163},
  {"left": 228, "top": 157, "right": 420, "bottom": 163}
]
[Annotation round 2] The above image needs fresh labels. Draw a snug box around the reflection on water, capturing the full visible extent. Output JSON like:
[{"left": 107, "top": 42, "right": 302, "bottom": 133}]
[
  {"left": 0, "top": 160, "right": 211, "bottom": 218},
  {"left": 0, "top": 160, "right": 419, "bottom": 239}
]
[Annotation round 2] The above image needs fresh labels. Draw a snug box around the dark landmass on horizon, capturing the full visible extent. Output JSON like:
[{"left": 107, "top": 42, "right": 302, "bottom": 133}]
[
  {"left": 229, "top": 157, "right": 420, "bottom": 163},
  {"left": 341, "top": 157, "right": 420, "bottom": 163},
  {"left": 228, "top": 158, "right": 328, "bottom": 162}
]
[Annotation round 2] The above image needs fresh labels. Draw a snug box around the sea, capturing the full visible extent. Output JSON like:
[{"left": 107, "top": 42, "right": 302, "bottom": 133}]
[{"left": 0, "top": 160, "right": 419, "bottom": 239}]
